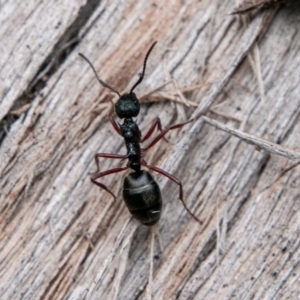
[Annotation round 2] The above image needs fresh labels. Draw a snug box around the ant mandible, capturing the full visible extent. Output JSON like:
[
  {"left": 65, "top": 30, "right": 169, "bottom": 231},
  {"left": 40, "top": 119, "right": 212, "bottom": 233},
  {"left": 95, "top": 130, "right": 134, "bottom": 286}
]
[{"left": 79, "top": 42, "right": 202, "bottom": 226}]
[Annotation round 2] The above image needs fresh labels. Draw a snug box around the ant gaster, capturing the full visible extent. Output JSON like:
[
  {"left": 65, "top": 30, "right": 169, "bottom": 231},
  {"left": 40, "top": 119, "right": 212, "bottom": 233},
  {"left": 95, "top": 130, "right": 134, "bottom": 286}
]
[{"left": 79, "top": 42, "right": 202, "bottom": 226}]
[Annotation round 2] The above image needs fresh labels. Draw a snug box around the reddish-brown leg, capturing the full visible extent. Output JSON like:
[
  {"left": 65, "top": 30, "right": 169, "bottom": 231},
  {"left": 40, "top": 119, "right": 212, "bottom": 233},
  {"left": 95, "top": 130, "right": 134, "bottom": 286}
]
[
  {"left": 142, "top": 118, "right": 194, "bottom": 152},
  {"left": 90, "top": 166, "right": 129, "bottom": 200},
  {"left": 109, "top": 115, "right": 122, "bottom": 135},
  {"left": 90, "top": 153, "right": 124, "bottom": 175},
  {"left": 141, "top": 159, "right": 202, "bottom": 225},
  {"left": 140, "top": 117, "right": 163, "bottom": 142}
]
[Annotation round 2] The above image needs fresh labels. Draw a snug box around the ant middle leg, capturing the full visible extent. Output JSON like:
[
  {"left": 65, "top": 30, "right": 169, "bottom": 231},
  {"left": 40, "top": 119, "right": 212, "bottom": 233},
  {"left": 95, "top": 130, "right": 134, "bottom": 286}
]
[
  {"left": 142, "top": 118, "right": 194, "bottom": 152},
  {"left": 90, "top": 153, "right": 125, "bottom": 175},
  {"left": 141, "top": 159, "right": 202, "bottom": 225},
  {"left": 140, "top": 117, "right": 163, "bottom": 143}
]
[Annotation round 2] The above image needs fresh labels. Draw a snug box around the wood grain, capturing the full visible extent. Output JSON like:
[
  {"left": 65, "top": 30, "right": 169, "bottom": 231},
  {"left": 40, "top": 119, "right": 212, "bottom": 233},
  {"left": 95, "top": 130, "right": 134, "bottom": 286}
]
[{"left": 1, "top": 0, "right": 300, "bottom": 299}]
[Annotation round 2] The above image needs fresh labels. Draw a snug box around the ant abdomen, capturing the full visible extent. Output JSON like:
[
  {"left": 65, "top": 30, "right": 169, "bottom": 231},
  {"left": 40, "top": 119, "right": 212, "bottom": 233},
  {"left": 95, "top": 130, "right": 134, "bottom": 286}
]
[{"left": 123, "top": 170, "right": 162, "bottom": 226}]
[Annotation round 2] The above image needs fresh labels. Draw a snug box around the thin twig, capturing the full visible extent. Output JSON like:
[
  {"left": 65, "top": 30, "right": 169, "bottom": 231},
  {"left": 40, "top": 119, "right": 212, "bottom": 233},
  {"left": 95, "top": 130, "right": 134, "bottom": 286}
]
[
  {"left": 202, "top": 116, "right": 300, "bottom": 160},
  {"left": 139, "top": 81, "right": 173, "bottom": 100}
]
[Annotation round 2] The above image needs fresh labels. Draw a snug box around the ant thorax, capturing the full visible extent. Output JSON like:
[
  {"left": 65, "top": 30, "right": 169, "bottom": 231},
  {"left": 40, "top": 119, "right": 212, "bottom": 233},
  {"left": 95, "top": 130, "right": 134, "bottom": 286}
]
[{"left": 120, "top": 118, "right": 142, "bottom": 171}]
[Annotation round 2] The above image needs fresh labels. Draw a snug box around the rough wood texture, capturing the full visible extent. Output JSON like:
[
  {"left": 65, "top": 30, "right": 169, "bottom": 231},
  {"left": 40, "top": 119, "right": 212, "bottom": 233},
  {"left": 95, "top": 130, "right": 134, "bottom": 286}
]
[{"left": 1, "top": 1, "right": 300, "bottom": 299}]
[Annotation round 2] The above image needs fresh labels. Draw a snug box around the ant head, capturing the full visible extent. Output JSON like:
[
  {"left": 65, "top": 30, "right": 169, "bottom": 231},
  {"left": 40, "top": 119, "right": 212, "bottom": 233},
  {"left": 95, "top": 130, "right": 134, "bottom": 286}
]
[
  {"left": 115, "top": 92, "right": 140, "bottom": 118},
  {"left": 79, "top": 41, "right": 157, "bottom": 119}
]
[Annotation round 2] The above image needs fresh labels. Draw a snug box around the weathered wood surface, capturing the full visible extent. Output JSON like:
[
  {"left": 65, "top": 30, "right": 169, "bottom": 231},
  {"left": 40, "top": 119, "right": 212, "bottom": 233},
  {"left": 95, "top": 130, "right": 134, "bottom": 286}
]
[{"left": 1, "top": 1, "right": 300, "bottom": 299}]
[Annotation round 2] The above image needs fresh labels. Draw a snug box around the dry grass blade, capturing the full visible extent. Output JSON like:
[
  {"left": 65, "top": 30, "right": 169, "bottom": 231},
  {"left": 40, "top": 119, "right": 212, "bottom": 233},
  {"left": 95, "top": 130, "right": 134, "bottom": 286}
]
[{"left": 202, "top": 116, "right": 300, "bottom": 160}]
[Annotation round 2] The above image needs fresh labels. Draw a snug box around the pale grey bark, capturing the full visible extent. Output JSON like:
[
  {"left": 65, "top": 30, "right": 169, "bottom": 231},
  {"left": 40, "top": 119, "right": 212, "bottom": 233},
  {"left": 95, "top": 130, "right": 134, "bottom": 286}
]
[{"left": 1, "top": 1, "right": 300, "bottom": 299}]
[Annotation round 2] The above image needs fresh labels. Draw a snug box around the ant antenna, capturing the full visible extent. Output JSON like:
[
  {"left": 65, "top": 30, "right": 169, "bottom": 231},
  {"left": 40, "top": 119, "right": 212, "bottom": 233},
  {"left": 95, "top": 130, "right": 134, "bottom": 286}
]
[
  {"left": 130, "top": 41, "right": 157, "bottom": 95},
  {"left": 79, "top": 53, "right": 121, "bottom": 97}
]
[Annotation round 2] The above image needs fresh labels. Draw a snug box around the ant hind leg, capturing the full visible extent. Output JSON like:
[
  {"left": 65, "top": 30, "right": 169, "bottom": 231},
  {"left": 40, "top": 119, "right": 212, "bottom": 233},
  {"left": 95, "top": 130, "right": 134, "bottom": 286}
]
[
  {"left": 90, "top": 166, "right": 128, "bottom": 200},
  {"left": 141, "top": 160, "right": 202, "bottom": 225}
]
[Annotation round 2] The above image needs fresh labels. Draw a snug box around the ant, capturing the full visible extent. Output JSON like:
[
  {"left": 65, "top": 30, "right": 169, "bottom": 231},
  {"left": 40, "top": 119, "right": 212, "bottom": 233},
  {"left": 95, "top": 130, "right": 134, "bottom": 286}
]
[{"left": 79, "top": 42, "right": 202, "bottom": 226}]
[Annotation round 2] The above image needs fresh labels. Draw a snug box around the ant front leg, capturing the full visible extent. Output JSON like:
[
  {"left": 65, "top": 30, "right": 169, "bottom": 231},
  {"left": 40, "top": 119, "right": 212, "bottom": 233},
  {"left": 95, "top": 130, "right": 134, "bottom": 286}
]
[
  {"left": 90, "top": 153, "right": 124, "bottom": 176},
  {"left": 90, "top": 166, "right": 129, "bottom": 200},
  {"left": 109, "top": 115, "right": 122, "bottom": 136},
  {"left": 142, "top": 118, "right": 194, "bottom": 152},
  {"left": 140, "top": 117, "right": 163, "bottom": 143},
  {"left": 141, "top": 159, "right": 202, "bottom": 225}
]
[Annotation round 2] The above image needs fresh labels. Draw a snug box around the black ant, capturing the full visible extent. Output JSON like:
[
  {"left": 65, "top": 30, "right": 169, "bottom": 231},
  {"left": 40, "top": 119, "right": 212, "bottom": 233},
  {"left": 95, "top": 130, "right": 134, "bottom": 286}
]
[{"left": 79, "top": 42, "right": 202, "bottom": 226}]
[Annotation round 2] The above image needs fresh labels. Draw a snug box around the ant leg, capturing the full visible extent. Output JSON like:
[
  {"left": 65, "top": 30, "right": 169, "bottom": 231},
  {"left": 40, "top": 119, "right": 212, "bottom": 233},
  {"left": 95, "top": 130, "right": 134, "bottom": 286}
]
[
  {"left": 142, "top": 118, "right": 194, "bottom": 152},
  {"left": 90, "top": 153, "right": 124, "bottom": 175},
  {"left": 141, "top": 159, "right": 202, "bottom": 225},
  {"left": 140, "top": 117, "right": 163, "bottom": 142},
  {"left": 109, "top": 115, "right": 122, "bottom": 136},
  {"left": 90, "top": 166, "right": 128, "bottom": 200}
]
